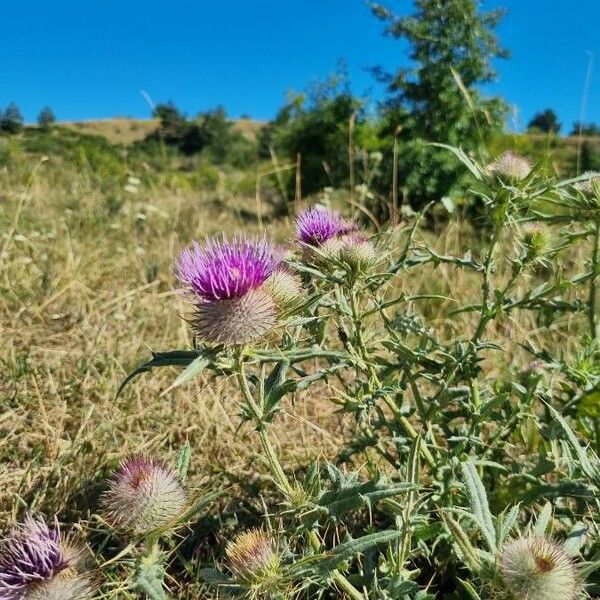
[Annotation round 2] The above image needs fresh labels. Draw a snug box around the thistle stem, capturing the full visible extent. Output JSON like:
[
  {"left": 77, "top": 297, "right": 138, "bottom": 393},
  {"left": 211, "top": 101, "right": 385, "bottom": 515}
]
[
  {"left": 235, "top": 361, "right": 294, "bottom": 497},
  {"left": 589, "top": 219, "right": 600, "bottom": 340},
  {"left": 236, "top": 354, "right": 364, "bottom": 600},
  {"left": 347, "top": 287, "right": 436, "bottom": 468}
]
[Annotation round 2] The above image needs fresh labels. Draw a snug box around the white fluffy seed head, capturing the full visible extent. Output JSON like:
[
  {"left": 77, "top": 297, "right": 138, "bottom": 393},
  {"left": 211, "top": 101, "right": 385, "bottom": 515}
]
[
  {"left": 498, "top": 536, "right": 580, "bottom": 600},
  {"left": 103, "top": 456, "right": 187, "bottom": 536},
  {"left": 193, "top": 287, "right": 277, "bottom": 346}
]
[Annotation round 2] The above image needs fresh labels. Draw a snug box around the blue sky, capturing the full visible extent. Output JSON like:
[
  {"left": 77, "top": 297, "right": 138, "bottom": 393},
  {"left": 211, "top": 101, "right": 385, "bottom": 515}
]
[{"left": 1, "top": 1, "right": 599, "bottom": 132}]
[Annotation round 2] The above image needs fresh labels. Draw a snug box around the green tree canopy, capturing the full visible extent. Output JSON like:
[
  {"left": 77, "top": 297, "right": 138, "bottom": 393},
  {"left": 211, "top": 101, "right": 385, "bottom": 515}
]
[
  {"left": 527, "top": 109, "right": 561, "bottom": 134},
  {"left": 370, "top": 0, "right": 508, "bottom": 208},
  {"left": 37, "top": 106, "right": 56, "bottom": 128},
  {"left": 0, "top": 102, "right": 24, "bottom": 134}
]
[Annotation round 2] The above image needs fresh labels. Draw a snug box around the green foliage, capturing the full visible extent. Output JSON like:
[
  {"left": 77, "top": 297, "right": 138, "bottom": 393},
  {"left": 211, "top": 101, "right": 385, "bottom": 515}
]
[
  {"left": 527, "top": 108, "right": 561, "bottom": 134},
  {"left": 0, "top": 101, "right": 24, "bottom": 134},
  {"left": 37, "top": 106, "right": 56, "bottom": 128},
  {"left": 147, "top": 102, "right": 256, "bottom": 166},
  {"left": 369, "top": 0, "right": 508, "bottom": 208},
  {"left": 113, "top": 155, "right": 600, "bottom": 597},
  {"left": 261, "top": 73, "right": 367, "bottom": 197}
]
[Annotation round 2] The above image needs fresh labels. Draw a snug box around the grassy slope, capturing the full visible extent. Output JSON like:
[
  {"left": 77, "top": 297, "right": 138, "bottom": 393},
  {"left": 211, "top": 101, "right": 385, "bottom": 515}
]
[{"left": 57, "top": 116, "right": 266, "bottom": 145}]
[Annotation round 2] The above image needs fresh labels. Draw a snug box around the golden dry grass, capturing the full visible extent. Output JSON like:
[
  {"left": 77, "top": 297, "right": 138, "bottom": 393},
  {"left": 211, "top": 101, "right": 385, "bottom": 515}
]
[{"left": 0, "top": 162, "right": 589, "bottom": 536}]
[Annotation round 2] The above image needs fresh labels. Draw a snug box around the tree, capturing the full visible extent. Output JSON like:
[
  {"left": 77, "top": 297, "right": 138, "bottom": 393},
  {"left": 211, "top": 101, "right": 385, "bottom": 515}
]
[
  {"left": 0, "top": 102, "right": 24, "bottom": 134},
  {"left": 370, "top": 0, "right": 508, "bottom": 208},
  {"left": 570, "top": 122, "right": 600, "bottom": 137},
  {"left": 527, "top": 109, "right": 561, "bottom": 134},
  {"left": 265, "top": 73, "right": 365, "bottom": 197},
  {"left": 37, "top": 106, "right": 56, "bottom": 129}
]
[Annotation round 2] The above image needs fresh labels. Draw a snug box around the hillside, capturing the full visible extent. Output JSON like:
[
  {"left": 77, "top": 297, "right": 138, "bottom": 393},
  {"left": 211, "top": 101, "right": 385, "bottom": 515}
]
[{"left": 58, "top": 116, "right": 266, "bottom": 146}]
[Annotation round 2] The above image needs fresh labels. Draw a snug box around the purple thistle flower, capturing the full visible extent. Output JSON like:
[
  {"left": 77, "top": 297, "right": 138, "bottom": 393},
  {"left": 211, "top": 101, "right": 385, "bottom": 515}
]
[
  {"left": 296, "top": 207, "right": 355, "bottom": 247},
  {"left": 177, "top": 236, "right": 281, "bottom": 301},
  {"left": 0, "top": 516, "right": 66, "bottom": 600}
]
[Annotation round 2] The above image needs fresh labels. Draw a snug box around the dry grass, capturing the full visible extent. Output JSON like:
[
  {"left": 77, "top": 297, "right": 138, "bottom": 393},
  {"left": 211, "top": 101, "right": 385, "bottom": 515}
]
[
  {"left": 54, "top": 117, "right": 266, "bottom": 146},
  {"left": 0, "top": 161, "right": 590, "bottom": 578}
]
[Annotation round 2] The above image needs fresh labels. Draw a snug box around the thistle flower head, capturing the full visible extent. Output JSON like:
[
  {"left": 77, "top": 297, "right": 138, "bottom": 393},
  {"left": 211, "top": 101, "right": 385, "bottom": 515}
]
[
  {"left": 296, "top": 207, "right": 355, "bottom": 246},
  {"left": 103, "top": 455, "right": 188, "bottom": 535},
  {"left": 262, "top": 269, "right": 303, "bottom": 315},
  {"left": 521, "top": 222, "right": 548, "bottom": 257},
  {"left": 0, "top": 516, "right": 91, "bottom": 600},
  {"left": 498, "top": 536, "right": 580, "bottom": 600},
  {"left": 225, "top": 529, "right": 279, "bottom": 583},
  {"left": 177, "top": 236, "right": 281, "bottom": 301},
  {"left": 193, "top": 288, "right": 277, "bottom": 346},
  {"left": 488, "top": 151, "right": 531, "bottom": 182}
]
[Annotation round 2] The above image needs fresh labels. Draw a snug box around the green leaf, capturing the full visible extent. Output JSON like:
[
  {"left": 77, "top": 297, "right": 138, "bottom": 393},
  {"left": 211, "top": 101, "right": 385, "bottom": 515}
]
[
  {"left": 442, "top": 513, "right": 482, "bottom": 573},
  {"left": 458, "top": 579, "right": 482, "bottom": 600},
  {"left": 117, "top": 350, "right": 201, "bottom": 396},
  {"left": 161, "top": 352, "right": 212, "bottom": 396},
  {"left": 135, "top": 554, "right": 169, "bottom": 600},
  {"left": 460, "top": 461, "right": 497, "bottom": 551},
  {"left": 498, "top": 504, "right": 520, "bottom": 546},
  {"left": 563, "top": 522, "right": 587, "bottom": 557},
  {"left": 176, "top": 443, "right": 191, "bottom": 480},
  {"left": 532, "top": 502, "right": 553, "bottom": 537},
  {"left": 320, "top": 530, "right": 402, "bottom": 571},
  {"left": 546, "top": 403, "right": 600, "bottom": 483}
]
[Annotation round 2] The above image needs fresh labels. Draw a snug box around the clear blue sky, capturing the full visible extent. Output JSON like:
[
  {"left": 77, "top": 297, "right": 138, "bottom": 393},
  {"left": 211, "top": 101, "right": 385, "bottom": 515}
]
[{"left": 1, "top": 1, "right": 599, "bottom": 132}]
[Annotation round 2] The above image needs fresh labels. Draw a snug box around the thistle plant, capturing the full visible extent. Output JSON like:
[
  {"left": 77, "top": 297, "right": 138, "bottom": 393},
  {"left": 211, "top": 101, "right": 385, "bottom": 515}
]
[
  {"left": 102, "top": 455, "right": 188, "bottom": 536},
  {"left": 113, "top": 146, "right": 600, "bottom": 598},
  {"left": 0, "top": 516, "right": 92, "bottom": 600}
]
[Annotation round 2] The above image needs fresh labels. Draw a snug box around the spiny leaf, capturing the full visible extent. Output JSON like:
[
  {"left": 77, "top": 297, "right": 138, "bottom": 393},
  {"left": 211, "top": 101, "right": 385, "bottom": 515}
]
[
  {"left": 460, "top": 461, "right": 497, "bottom": 551},
  {"left": 117, "top": 350, "right": 201, "bottom": 396},
  {"left": 161, "top": 351, "right": 213, "bottom": 396},
  {"left": 320, "top": 530, "right": 402, "bottom": 571}
]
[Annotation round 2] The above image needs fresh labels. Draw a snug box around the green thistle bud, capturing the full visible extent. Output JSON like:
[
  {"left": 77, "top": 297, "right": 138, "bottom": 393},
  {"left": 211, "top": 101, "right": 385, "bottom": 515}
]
[
  {"left": 263, "top": 269, "right": 303, "bottom": 315},
  {"left": 498, "top": 536, "right": 580, "bottom": 600},
  {"left": 225, "top": 529, "right": 280, "bottom": 584}
]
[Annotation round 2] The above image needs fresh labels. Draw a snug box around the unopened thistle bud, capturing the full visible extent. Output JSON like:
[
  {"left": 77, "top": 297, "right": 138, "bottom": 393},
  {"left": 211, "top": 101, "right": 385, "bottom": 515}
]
[
  {"left": 262, "top": 268, "right": 303, "bottom": 315},
  {"left": 338, "top": 232, "right": 378, "bottom": 270},
  {"left": 574, "top": 172, "right": 600, "bottom": 196},
  {"left": 487, "top": 151, "right": 531, "bottom": 182},
  {"left": 103, "top": 455, "right": 188, "bottom": 535},
  {"left": 177, "top": 236, "right": 282, "bottom": 346},
  {"left": 0, "top": 515, "right": 93, "bottom": 600},
  {"left": 225, "top": 529, "right": 280, "bottom": 583},
  {"left": 521, "top": 222, "right": 548, "bottom": 258},
  {"left": 498, "top": 536, "right": 580, "bottom": 600}
]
